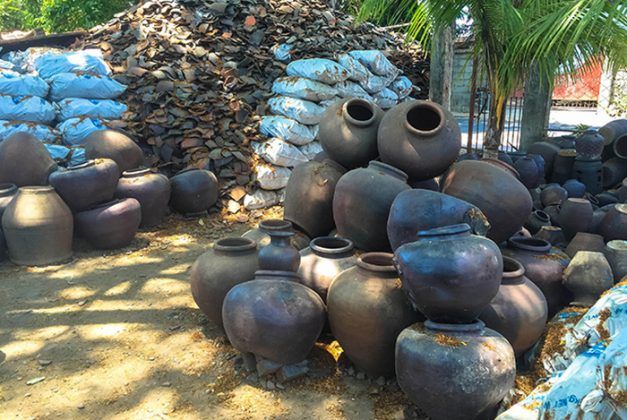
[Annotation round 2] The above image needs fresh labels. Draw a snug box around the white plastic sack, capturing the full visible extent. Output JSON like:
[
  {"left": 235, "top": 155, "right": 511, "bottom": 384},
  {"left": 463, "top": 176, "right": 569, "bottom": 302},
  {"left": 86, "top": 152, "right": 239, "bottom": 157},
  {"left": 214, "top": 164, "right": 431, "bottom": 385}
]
[
  {"left": 334, "top": 81, "right": 374, "bottom": 100},
  {"left": 390, "top": 76, "right": 413, "bottom": 99},
  {"left": 34, "top": 49, "right": 111, "bottom": 80},
  {"left": 256, "top": 164, "right": 292, "bottom": 190},
  {"left": 243, "top": 189, "right": 279, "bottom": 210},
  {"left": 373, "top": 88, "right": 399, "bottom": 109},
  {"left": 259, "top": 116, "right": 317, "bottom": 146},
  {"left": 56, "top": 98, "right": 128, "bottom": 121},
  {"left": 349, "top": 50, "right": 400, "bottom": 78},
  {"left": 252, "top": 138, "right": 308, "bottom": 167},
  {"left": 0, "top": 95, "right": 55, "bottom": 124},
  {"left": 57, "top": 117, "right": 108, "bottom": 146},
  {"left": 268, "top": 96, "right": 325, "bottom": 125},
  {"left": 337, "top": 54, "right": 369, "bottom": 84},
  {"left": 0, "top": 71, "right": 49, "bottom": 97},
  {"left": 0, "top": 120, "right": 58, "bottom": 143},
  {"left": 272, "top": 77, "right": 338, "bottom": 102},
  {"left": 48, "top": 72, "right": 126, "bottom": 101},
  {"left": 286, "top": 58, "right": 349, "bottom": 85},
  {"left": 299, "top": 141, "right": 324, "bottom": 161}
]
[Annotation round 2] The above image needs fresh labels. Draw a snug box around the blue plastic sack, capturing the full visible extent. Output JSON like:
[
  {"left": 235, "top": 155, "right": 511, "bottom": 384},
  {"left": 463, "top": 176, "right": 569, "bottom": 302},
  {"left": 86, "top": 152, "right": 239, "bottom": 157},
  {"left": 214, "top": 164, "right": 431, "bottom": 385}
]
[
  {"left": 0, "top": 95, "right": 56, "bottom": 124},
  {"left": 271, "top": 44, "right": 293, "bottom": 62},
  {"left": 272, "top": 77, "right": 338, "bottom": 102},
  {"left": 337, "top": 54, "right": 369, "bottom": 84},
  {"left": 390, "top": 76, "right": 413, "bottom": 99},
  {"left": 0, "top": 120, "right": 58, "bottom": 143},
  {"left": 34, "top": 49, "right": 111, "bottom": 80},
  {"left": 48, "top": 72, "right": 126, "bottom": 101},
  {"left": 286, "top": 58, "right": 349, "bottom": 85},
  {"left": 44, "top": 144, "right": 72, "bottom": 161},
  {"left": 373, "top": 88, "right": 399, "bottom": 109},
  {"left": 349, "top": 50, "right": 400, "bottom": 78},
  {"left": 259, "top": 116, "right": 317, "bottom": 146},
  {"left": 0, "top": 71, "right": 49, "bottom": 97},
  {"left": 268, "top": 96, "right": 325, "bottom": 125},
  {"left": 334, "top": 81, "right": 373, "bottom": 100},
  {"left": 56, "top": 98, "right": 127, "bottom": 121},
  {"left": 56, "top": 117, "right": 108, "bottom": 146}
]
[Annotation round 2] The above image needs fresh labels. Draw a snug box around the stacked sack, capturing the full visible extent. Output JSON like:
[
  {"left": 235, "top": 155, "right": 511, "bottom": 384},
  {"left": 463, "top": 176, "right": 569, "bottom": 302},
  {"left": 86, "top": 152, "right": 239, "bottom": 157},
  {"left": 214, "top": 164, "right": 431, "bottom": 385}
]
[{"left": 245, "top": 50, "right": 415, "bottom": 210}]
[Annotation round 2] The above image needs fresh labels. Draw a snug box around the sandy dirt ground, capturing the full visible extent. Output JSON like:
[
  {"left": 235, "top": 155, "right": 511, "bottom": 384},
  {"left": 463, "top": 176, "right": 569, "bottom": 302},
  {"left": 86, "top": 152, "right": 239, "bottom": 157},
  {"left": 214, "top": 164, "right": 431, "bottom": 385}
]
[{"left": 0, "top": 210, "right": 423, "bottom": 419}]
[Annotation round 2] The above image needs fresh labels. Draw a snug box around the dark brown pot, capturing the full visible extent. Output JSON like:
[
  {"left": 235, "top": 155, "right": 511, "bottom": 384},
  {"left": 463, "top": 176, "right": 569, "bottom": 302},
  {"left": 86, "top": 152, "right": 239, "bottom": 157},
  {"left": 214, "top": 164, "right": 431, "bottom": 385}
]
[
  {"left": 441, "top": 159, "right": 533, "bottom": 244},
  {"left": 387, "top": 189, "right": 490, "bottom": 251},
  {"left": 257, "top": 219, "right": 300, "bottom": 272},
  {"left": 602, "top": 158, "right": 627, "bottom": 188},
  {"left": 543, "top": 204, "right": 562, "bottom": 227},
  {"left": 528, "top": 141, "right": 561, "bottom": 176},
  {"left": 115, "top": 168, "right": 171, "bottom": 228},
  {"left": 407, "top": 177, "right": 439, "bottom": 190},
  {"left": 298, "top": 236, "right": 357, "bottom": 302},
  {"left": 550, "top": 149, "right": 577, "bottom": 184},
  {"left": 573, "top": 158, "right": 603, "bottom": 195},
  {"left": 563, "top": 179, "right": 586, "bottom": 198},
  {"left": 169, "top": 168, "right": 219, "bottom": 216},
  {"left": 541, "top": 184, "right": 568, "bottom": 207},
  {"left": 604, "top": 240, "right": 627, "bottom": 282},
  {"left": 394, "top": 224, "right": 503, "bottom": 323},
  {"left": 599, "top": 204, "right": 627, "bottom": 241},
  {"left": 2, "top": 186, "right": 73, "bottom": 266},
  {"left": 563, "top": 251, "right": 613, "bottom": 307},
  {"left": 613, "top": 130, "right": 627, "bottom": 159},
  {"left": 318, "top": 98, "right": 384, "bottom": 169},
  {"left": 74, "top": 198, "right": 141, "bottom": 249},
  {"left": 596, "top": 191, "right": 619, "bottom": 207},
  {"left": 190, "top": 237, "right": 259, "bottom": 331},
  {"left": 524, "top": 210, "right": 551, "bottom": 235},
  {"left": 378, "top": 100, "right": 461, "bottom": 181},
  {"left": 83, "top": 130, "right": 144, "bottom": 174},
  {"left": 534, "top": 226, "right": 567, "bottom": 247},
  {"left": 590, "top": 206, "right": 611, "bottom": 234},
  {"left": 501, "top": 237, "right": 571, "bottom": 316},
  {"left": 222, "top": 271, "right": 326, "bottom": 365},
  {"left": 283, "top": 159, "right": 345, "bottom": 238},
  {"left": 49, "top": 159, "right": 119, "bottom": 212},
  {"left": 0, "top": 183, "right": 17, "bottom": 217},
  {"left": 514, "top": 155, "right": 541, "bottom": 189},
  {"left": 558, "top": 198, "right": 593, "bottom": 241},
  {"left": 0, "top": 133, "right": 57, "bottom": 187},
  {"left": 327, "top": 253, "right": 421, "bottom": 377},
  {"left": 599, "top": 119, "right": 627, "bottom": 148},
  {"left": 0, "top": 227, "right": 6, "bottom": 261},
  {"left": 333, "top": 161, "right": 410, "bottom": 251},
  {"left": 576, "top": 130, "right": 605, "bottom": 160},
  {"left": 242, "top": 225, "right": 310, "bottom": 250},
  {"left": 479, "top": 257, "right": 548, "bottom": 356},
  {"left": 565, "top": 232, "right": 606, "bottom": 258},
  {"left": 396, "top": 321, "right": 515, "bottom": 420},
  {"left": 619, "top": 178, "right": 627, "bottom": 202}
]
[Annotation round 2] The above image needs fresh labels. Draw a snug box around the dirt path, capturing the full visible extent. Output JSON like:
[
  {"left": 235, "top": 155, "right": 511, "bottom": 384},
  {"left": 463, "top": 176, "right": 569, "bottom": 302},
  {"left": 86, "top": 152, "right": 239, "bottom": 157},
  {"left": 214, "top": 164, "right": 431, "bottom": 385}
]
[{"left": 0, "top": 212, "right": 419, "bottom": 419}]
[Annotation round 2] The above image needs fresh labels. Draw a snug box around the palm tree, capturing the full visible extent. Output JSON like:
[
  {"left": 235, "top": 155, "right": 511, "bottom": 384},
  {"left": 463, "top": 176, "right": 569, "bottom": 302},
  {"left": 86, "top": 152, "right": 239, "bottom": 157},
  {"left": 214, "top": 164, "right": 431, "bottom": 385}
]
[{"left": 359, "top": 0, "right": 627, "bottom": 156}]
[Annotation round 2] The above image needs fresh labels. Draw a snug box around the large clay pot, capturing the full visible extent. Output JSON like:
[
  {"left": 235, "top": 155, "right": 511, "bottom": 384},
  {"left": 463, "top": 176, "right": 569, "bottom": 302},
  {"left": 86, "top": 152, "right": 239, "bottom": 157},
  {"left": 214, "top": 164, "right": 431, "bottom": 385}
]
[
  {"left": 190, "top": 237, "right": 259, "bottom": 330},
  {"left": 318, "top": 98, "right": 384, "bottom": 169},
  {"left": 599, "top": 204, "right": 627, "bottom": 241},
  {"left": 49, "top": 159, "right": 119, "bottom": 212},
  {"left": 298, "top": 236, "right": 357, "bottom": 302},
  {"left": 534, "top": 226, "right": 567, "bottom": 247},
  {"left": 387, "top": 189, "right": 490, "bottom": 251},
  {"left": 169, "top": 168, "right": 219, "bottom": 216},
  {"left": 563, "top": 179, "right": 586, "bottom": 198},
  {"left": 283, "top": 159, "right": 345, "bottom": 238},
  {"left": 378, "top": 100, "right": 461, "bottom": 180},
  {"left": 2, "top": 186, "right": 73, "bottom": 266},
  {"left": 613, "top": 131, "right": 627, "bottom": 159},
  {"left": 441, "top": 159, "right": 533, "bottom": 244},
  {"left": 479, "top": 257, "right": 547, "bottom": 356},
  {"left": 524, "top": 210, "right": 551, "bottom": 235},
  {"left": 559, "top": 198, "right": 593, "bottom": 241},
  {"left": 528, "top": 141, "right": 561, "bottom": 176},
  {"left": 590, "top": 206, "right": 612, "bottom": 234},
  {"left": 257, "top": 219, "right": 300, "bottom": 272},
  {"left": 396, "top": 320, "right": 515, "bottom": 420},
  {"left": 0, "top": 183, "right": 17, "bottom": 217},
  {"left": 501, "top": 237, "right": 571, "bottom": 316},
  {"left": 602, "top": 158, "right": 627, "bottom": 188},
  {"left": 599, "top": 119, "right": 627, "bottom": 148},
  {"left": 541, "top": 184, "right": 568, "bottom": 207},
  {"left": 394, "top": 223, "right": 502, "bottom": 323},
  {"left": 514, "top": 155, "right": 541, "bottom": 189},
  {"left": 0, "top": 133, "right": 57, "bottom": 187},
  {"left": 604, "top": 240, "right": 627, "bottom": 282},
  {"left": 563, "top": 251, "right": 613, "bottom": 307},
  {"left": 576, "top": 130, "right": 605, "bottom": 160},
  {"left": 550, "top": 149, "right": 577, "bottom": 184},
  {"left": 115, "top": 168, "right": 171, "bottom": 228},
  {"left": 333, "top": 161, "right": 410, "bottom": 251},
  {"left": 83, "top": 130, "right": 144, "bottom": 174},
  {"left": 327, "top": 253, "right": 421, "bottom": 377},
  {"left": 74, "top": 198, "right": 141, "bottom": 249},
  {"left": 222, "top": 271, "right": 326, "bottom": 365},
  {"left": 573, "top": 158, "right": 603, "bottom": 195},
  {"left": 565, "top": 232, "right": 606, "bottom": 258}
]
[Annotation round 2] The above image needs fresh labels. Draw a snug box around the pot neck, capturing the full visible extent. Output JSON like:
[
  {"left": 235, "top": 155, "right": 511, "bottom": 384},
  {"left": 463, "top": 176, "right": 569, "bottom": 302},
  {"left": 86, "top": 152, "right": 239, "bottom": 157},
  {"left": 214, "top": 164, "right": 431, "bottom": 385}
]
[
  {"left": 501, "top": 257, "right": 526, "bottom": 285},
  {"left": 368, "top": 161, "right": 408, "bottom": 182},
  {"left": 213, "top": 237, "right": 257, "bottom": 254},
  {"left": 416, "top": 223, "right": 471, "bottom": 241},
  {"left": 123, "top": 167, "right": 152, "bottom": 178},
  {"left": 357, "top": 252, "right": 397, "bottom": 276},
  {"left": 342, "top": 99, "right": 377, "bottom": 127},
  {"left": 259, "top": 219, "right": 292, "bottom": 233},
  {"left": 533, "top": 210, "right": 550, "bottom": 223},
  {"left": 425, "top": 320, "right": 485, "bottom": 334},
  {"left": 254, "top": 270, "right": 301, "bottom": 282},
  {"left": 0, "top": 183, "right": 17, "bottom": 197},
  {"left": 310, "top": 236, "right": 354, "bottom": 257},
  {"left": 19, "top": 186, "right": 54, "bottom": 195},
  {"left": 507, "top": 237, "right": 551, "bottom": 253}
]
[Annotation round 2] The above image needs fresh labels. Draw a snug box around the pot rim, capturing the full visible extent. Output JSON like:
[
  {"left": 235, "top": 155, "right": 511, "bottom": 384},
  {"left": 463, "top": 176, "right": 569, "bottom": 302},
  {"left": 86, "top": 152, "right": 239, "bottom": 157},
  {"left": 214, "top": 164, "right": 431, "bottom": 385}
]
[
  {"left": 310, "top": 236, "right": 354, "bottom": 255},
  {"left": 342, "top": 98, "right": 377, "bottom": 127},
  {"left": 214, "top": 237, "right": 257, "bottom": 252},
  {"left": 19, "top": 186, "right": 54, "bottom": 194},
  {"left": 0, "top": 183, "right": 17, "bottom": 196},
  {"left": 123, "top": 167, "right": 152, "bottom": 177},
  {"left": 533, "top": 210, "right": 551, "bottom": 223},
  {"left": 357, "top": 252, "right": 396, "bottom": 273},
  {"left": 173, "top": 167, "right": 203, "bottom": 177},
  {"left": 606, "top": 240, "right": 627, "bottom": 251},
  {"left": 614, "top": 203, "right": 627, "bottom": 214},
  {"left": 259, "top": 219, "right": 293, "bottom": 233},
  {"left": 565, "top": 197, "right": 591, "bottom": 206},
  {"left": 254, "top": 270, "right": 301, "bottom": 281},
  {"left": 67, "top": 159, "right": 96, "bottom": 171},
  {"left": 424, "top": 319, "right": 485, "bottom": 333},
  {"left": 417, "top": 223, "right": 471, "bottom": 239},
  {"left": 502, "top": 256, "right": 526, "bottom": 282},
  {"left": 368, "top": 161, "right": 408, "bottom": 182},
  {"left": 403, "top": 100, "right": 445, "bottom": 137},
  {"left": 508, "top": 237, "right": 552, "bottom": 253}
]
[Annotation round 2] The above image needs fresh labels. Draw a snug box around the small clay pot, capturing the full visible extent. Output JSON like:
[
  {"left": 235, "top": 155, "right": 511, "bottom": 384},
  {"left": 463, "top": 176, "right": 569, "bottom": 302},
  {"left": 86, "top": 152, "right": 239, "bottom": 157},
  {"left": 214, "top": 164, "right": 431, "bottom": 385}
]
[
  {"left": 524, "top": 210, "right": 551, "bottom": 235},
  {"left": 575, "top": 130, "right": 605, "bottom": 160},
  {"left": 0, "top": 133, "right": 57, "bottom": 187},
  {"left": 83, "top": 130, "right": 144, "bottom": 174},
  {"left": 528, "top": 154, "right": 546, "bottom": 181},
  {"left": 604, "top": 240, "right": 627, "bottom": 282},
  {"left": 550, "top": 149, "right": 577, "bottom": 184},
  {"left": 257, "top": 219, "right": 300, "bottom": 272},
  {"left": 573, "top": 158, "right": 603, "bottom": 195},
  {"left": 543, "top": 204, "right": 562, "bottom": 227},
  {"left": 613, "top": 130, "right": 627, "bottom": 159},
  {"left": 596, "top": 191, "right": 619, "bottom": 207},
  {"left": 514, "top": 155, "right": 541, "bottom": 189},
  {"left": 0, "top": 183, "right": 17, "bottom": 217},
  {"left": 241, "top": 225, "right": 310, "bottom": 250},
  {"left": 169, "top": 168, "right": 219, "bottom": 216},
  {"left": 563, "top": 179, "right": 586, "bottom": 198},
  {"left": 602, "top": 158, "right": 627, "bottom": 188},
  {"left": 590, "top": 206, "right": 612, "bottom": 234},
  {"left": 563, "top": 251, "right": 613, "bottom": 306},
  {"left": 558, "top": 198, "right": 593, "bottom": 241},
  {"left": 565, "top": 232, "right": 606, "bottom": 259},
  {"left": 599, "top": 204, "right": 627, "bottom": 241},
  {"left": 528, "top": 141, "right": 561, "bottom": 176},
  {"left": 541, "top": 184, "right": 568, "bottom": 207},
  {"left": 74, "top": 198, "right": 141, "bottom": 249},
  {"left": 115, "top": 168, "right": 171, "bottom": 228}
]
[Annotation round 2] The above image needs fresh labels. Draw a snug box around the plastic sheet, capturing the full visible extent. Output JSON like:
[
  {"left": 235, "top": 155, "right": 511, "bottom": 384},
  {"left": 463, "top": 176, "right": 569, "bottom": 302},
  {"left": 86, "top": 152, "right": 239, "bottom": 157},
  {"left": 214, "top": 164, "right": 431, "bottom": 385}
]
[
  {"left": 34, "top": 49, "right": 111, "bottom": 80},
  {"left": 0, "top": 120, "right": 58, "bottom": 143},
  {"left": 259, "top": 116, "right": 317, "bottom": 146},
  {"left": 252, "top": 138, "right": 309, "bottom": 167},
  {"left": 373, "top": 88, "right": 399, "bottom": 109},
  {"left": 56, "top": 98, "right": 128, "bottom": 121},
  {"left": 286, "top": 58, "right": 350, "bottom": 85},
  {"left": 243, "top": 189, "right": 279, "bottom": 210},
  {"left": 337, "top": 53, "right": 369, "bottom": 84},
  {"left": 272, "top": 77, "right": 338, "bottom": 102},
  {"left": 360, "top": 73, "right": 392, "bottom": 94},
  {"left": 56, "top": 117, "right": 108, "bottom": 146},
  {"left": 268, "top": 96, "right": 325, "bottom": 125},
  {"left": 48, "top": 72, "right": 126, "bottom": 101},
  {"left": 0, "top": 71, "right": 49, "bottom": 97},
  {"left": 255, "top": 164, "right": 292, "bottom": 190},
  {"left": 390, "top": 76, "right": 413, "bottom": 99},
  {"left": 349, "top": 50, "right": 400, "bottom": 78},
  {"left": 0, "top": 95, "right": 56, "bottom": 124}
]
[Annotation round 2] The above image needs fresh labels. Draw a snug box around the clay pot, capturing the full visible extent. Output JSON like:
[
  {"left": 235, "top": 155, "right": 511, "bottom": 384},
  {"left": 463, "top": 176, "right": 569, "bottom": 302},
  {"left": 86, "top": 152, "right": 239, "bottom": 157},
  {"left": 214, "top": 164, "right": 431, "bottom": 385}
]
[
  {"left": 115, "top": 168, "right": 171, "bottom": 228},
  {"left": 575, "top": 130, "right": 605, "bottom": 160},
  {"left": 565, "top": 232, "right": 606, "bottom": 259},
  {"left": 602, "top": 158, "right": 627, "bottom": 188},
  {"left": 599, "top": 119, "right": 627, "bottom": 148},
  {"left": 298, "top": 236, "right": 357, "bottom": 302},
  {"left": 530, "top": 187, "right": 542, "bottom": 210},
  {"left": 563, "top": 251, "right": 613, "bottom": 306},
  {"left": 559, "top": 198, "right": 593, "bottom": 241},
  {"left": 534, "top": 226, "right": 567, "bottom": 248},
  {"left": 541, "top": 184, "right": 568, "bottom": 207},
  {"left": 74, "top": 198, "right": 141, "bottom": 249},
  {"left": 222, "top": 271, "right": 326, "bottom": 365},
  {"left": 563, "top": 179, "right": 586, "bottom": 198},
  {"left": 49, "top": 159, "right": 119, "bottom": 212},
  {"left": 543, "top": 204, "right": 562, "bottom": 226},
  {"left": 524, "top": 210, "right": 551, "bottom": 235},
  {"left": 333, "top": 161, "right": 410, "bottom": 251},
  {"left": 378, "top": 100, "right": 461, "bottom": 180},
  {"left": 441, "top": 159, "right": 533, "bottom": 244},
  {"left": 387, "top": 189, "right": 490, "bottom": 251},
  {"left": 83, "top": 130, "right": 144, "bottom": 174},
  {"left": 318, "top": 98, "right": 384, "bottom": 169},
  {"left": 590, "top": 206, "right": 611, "bottom": 234},
  {"left": 283, "top": 159, "right": 345, "bottom": 238},
  {"left": 458, "top": 151, "right": 480, "bottom": 161},
  {"left": 0, "top": 133, "right": 57, "bottom": 187},
  {"left": 613, "top": 131, "right": 627, "bottom": 159},
  {"left": 257, "top": 219, "right": 300, "bottom": 272},
  {"left": 596, "top": 191, "right": 619, "bottom": 207},
  {"left": 2, "top": 186, "right": 73, "bottom": 266},
  {"left": 394, "top": 223, "right": 503, "bottom": 323},
  {"left": 242, "top": 225, "right": 310, "bottom": 250},
  {"left": 407, "top": 177, "right": 439, "bottom": 191},
  {"left": 619, "top": 178, "right": 627, "bottom": 202},
  {"left": 0, "top": 183, "right": 17, "bottom": 217},
  {"left": 528, "top": 154, "right": 546, "bottom": 180},
  {"left": 169, "top": 168, "right": 219, "bottom": 216},
  {"left": 479, "top": 257, "right": 547, "bottom": 356},
  {"left": 548, "top": 134, "right": 577, "bottom": 149},
  {"left": 396, "top": 320, "right": 515, "bottom": 420},
  {"left": 550, "top": 149, "right": 577, "bottom": 184},
  {"left": 599, "top": 204, "right": 627, "bottom": 241},
  {"left": 0, "top": 227, "right": 6, "bottom": 261},
  {"left": 528, "top": 141, "right": 561, "bottom": 176},
  {"left": 604, "top": 240, "right": 627, "bottom": 282},
  {"left": 497, "top": 151, "right": 514, "bottom": 165},
  {"left": 327, "top": 253, "right": 420, "bottom": 377},
  {"left": 573, "top": 158, "right": 603, "bottom": 195},
  {"left": 190, "top": 237, "right": 259, "bottom": 330},
  {"left": 514, "top": 155, "right": 541, "bottom": 189},
  {"left": 501, "top": 237, "right": 571, "bottom": 316}
]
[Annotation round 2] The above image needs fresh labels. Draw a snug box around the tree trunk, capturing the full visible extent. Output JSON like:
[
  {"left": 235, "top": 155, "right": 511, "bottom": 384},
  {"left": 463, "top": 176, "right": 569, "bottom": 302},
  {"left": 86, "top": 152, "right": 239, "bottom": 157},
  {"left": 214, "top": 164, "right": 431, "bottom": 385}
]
[{"left": 483, "top": 90, "right": 507, "bottom": 159}]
